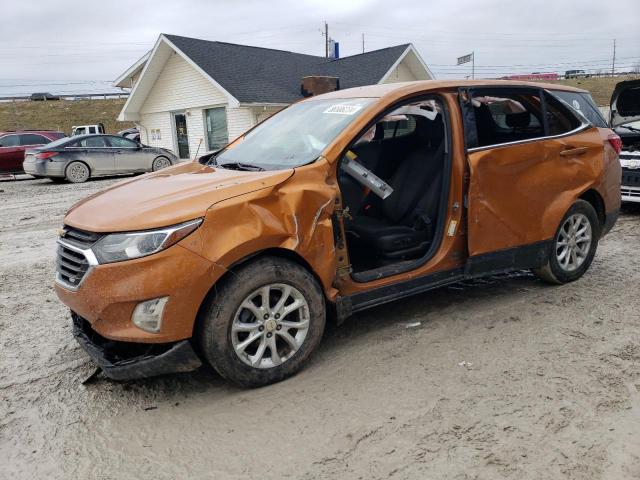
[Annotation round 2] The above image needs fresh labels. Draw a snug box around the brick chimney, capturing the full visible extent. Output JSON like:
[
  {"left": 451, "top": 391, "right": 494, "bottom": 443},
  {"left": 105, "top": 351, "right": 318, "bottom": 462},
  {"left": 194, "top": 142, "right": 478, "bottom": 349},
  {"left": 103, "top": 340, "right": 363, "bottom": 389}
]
[{"left": 301, "top": 76, "right": 340, "bottom": 97}]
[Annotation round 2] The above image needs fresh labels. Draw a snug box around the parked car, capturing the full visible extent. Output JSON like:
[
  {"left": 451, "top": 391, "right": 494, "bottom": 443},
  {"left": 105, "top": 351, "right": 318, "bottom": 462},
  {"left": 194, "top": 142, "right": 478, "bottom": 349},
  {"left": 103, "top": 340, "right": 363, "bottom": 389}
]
[
  {"left": 0, "top": 130, "right": 65, "bottom": 174},
  {"left": 117, "top": 127, "right": 140, "bottom": 143},
  {"left": 71, "top": 124, "right": 105, "bottom": 136},
  {"left": 30, "top": 92, "right": 60, "bottom": 101},
  {"left": 23, "top": 134, "right": 177, "bottom": 182},
  {"left": 610, "top": 80, "right": 640, "bottom": 203},
  {"left": 565, "top": 69, "right": 588, "bottom": 79},
  {"left": 54, "top": 80, "right": 622, "bottom": 387}
]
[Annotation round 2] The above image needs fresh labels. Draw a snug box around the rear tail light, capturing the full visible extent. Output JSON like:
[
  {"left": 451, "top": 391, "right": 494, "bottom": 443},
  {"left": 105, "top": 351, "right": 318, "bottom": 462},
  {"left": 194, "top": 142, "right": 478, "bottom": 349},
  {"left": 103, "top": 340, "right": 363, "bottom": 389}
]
[
  {"left": 607, "top": 134, "right": 622, "bottom": 154},
  {"left": 35, "top": 151, "right": 58, "bottom": 160}
]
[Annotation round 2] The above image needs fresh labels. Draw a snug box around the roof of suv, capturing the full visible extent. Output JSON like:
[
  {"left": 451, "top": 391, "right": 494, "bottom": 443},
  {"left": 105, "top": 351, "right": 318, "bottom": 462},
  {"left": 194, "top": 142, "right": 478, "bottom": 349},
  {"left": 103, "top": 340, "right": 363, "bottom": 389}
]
[
  {"left": 311, "top": 79, "right": 588, "bottom": 101},
  {"left": 0, "top": 130, "right": 65, "bottom": 136}
]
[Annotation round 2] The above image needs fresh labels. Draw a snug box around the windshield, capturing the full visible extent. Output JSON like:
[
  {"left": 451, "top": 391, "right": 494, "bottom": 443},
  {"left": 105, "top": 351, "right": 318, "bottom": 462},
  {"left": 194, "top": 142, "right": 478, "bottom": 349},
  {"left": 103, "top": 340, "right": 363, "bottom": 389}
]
[{"left": 214, "top": 98, "right": 374, "bottom": 170}]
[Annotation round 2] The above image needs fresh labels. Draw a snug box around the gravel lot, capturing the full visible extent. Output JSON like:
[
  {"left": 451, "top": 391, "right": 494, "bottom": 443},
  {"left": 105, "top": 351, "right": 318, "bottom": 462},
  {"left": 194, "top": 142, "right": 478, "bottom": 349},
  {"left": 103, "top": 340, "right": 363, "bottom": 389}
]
[{"left": 1, "top": 176, "right": 639, "bottom": 480}]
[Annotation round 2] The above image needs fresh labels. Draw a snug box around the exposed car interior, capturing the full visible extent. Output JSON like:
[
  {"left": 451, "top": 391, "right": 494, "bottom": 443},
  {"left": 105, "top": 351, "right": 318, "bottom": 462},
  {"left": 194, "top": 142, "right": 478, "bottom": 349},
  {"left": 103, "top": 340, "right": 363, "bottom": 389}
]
[{"left": 337, "top": 99, "right": 449, "bottom": 277}]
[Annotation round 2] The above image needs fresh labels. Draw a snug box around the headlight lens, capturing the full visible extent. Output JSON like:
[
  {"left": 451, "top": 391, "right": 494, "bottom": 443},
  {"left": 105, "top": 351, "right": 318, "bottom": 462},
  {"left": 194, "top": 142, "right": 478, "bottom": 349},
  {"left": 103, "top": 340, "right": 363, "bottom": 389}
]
[{"left": 92, "top": 218, "right": 202, "bottom": 264}]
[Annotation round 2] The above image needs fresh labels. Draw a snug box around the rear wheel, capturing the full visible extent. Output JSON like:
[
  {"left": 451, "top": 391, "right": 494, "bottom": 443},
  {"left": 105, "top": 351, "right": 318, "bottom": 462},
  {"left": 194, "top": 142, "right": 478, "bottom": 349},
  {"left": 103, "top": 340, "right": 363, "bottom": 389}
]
[
  {"left": 534, "top": 200, "right": 600, "bottom": 284},
  {"left": 152, "top": 156, "right": 172, "bottom": 171},
  {"left": 65, "top": 162, "right": 90, "bottom": 183},
  {"left": 197, "top": 257, "right": 326, "bottom": 388}
]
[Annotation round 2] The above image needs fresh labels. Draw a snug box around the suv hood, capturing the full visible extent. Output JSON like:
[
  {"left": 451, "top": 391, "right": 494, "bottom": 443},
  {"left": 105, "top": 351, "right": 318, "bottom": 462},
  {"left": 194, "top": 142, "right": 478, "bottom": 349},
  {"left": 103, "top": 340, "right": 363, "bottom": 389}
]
[
  {"left": 64, "top": 161, "right": 294, "bottom": 232},
  {"left": 610, "top": 79, "right": 640, "bottom": 127}
]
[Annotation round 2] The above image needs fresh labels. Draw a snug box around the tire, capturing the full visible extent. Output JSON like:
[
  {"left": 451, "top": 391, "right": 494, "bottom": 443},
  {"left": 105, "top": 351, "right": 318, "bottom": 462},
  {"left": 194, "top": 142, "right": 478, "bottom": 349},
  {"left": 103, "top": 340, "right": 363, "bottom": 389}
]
[
  {"left": 65, "top": 162, "right": 90, "bottom": 183},
  {"left": 197, "top": 256, "right": 326, "bottom": 388},
  {"left": 152, "top": 156, "right": 172, "bottom": 171},
  {"left": 534, "top": 199, "right": 600, "bottom": 284}
]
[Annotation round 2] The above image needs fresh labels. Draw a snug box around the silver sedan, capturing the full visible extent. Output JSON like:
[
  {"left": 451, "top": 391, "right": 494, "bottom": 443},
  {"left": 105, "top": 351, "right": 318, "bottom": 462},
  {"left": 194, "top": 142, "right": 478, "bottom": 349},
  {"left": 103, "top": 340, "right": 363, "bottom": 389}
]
[{"left": 23, "top": 134, "right": 179, "bottom": 183}]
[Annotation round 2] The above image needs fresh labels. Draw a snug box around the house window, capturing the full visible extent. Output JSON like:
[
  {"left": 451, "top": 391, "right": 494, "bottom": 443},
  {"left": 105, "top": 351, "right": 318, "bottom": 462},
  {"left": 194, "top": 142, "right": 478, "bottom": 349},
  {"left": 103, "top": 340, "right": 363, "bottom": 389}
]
[{"left": 204, "top": 107, "right": 228, "bottom": 151}]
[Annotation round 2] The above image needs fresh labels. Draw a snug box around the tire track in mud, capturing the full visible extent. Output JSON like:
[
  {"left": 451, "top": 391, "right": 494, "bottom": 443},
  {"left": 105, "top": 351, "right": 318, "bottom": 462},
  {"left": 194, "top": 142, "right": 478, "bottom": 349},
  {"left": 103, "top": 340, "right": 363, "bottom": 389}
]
[{"left": 2, "top": 179, "right": 640, "bottom": 479}]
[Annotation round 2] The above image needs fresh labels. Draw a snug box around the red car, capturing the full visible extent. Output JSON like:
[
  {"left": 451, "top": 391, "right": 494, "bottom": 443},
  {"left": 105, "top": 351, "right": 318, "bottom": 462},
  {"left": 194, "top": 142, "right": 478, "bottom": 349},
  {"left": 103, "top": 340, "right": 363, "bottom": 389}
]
[{"left": 0, "top": 130, "right": 66, "bottom": 175}]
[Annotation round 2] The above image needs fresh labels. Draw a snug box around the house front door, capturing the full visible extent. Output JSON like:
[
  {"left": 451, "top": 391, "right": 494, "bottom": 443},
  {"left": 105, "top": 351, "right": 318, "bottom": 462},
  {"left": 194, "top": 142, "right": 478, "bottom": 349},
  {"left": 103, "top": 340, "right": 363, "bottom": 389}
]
[{"left": 174, "top": 113, "right": 190, "bottom": 159}]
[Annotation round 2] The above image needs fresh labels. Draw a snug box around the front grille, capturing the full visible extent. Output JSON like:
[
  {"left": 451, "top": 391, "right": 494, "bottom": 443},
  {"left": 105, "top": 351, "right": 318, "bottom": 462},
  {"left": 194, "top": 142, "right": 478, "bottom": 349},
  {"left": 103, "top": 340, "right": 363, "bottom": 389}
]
[
  {"left": 61, "top": 226, "right": 103, "bottom": 249},
  {"left": 622, "top": 168, "right": 640, "bottom": 187},
  {"left": 621, "top": 186, "right": 640, "bottom": 201},
  {"left": 56, "top": 226, "right": 102, "bottom": 289}
]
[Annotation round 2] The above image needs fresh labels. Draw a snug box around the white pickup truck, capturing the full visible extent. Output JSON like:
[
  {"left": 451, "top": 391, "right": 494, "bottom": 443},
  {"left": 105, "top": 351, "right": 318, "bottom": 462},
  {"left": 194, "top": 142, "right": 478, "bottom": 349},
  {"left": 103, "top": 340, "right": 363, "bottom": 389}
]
[{"left": 71, "top": 123, "right": 105, "bottom": 136}]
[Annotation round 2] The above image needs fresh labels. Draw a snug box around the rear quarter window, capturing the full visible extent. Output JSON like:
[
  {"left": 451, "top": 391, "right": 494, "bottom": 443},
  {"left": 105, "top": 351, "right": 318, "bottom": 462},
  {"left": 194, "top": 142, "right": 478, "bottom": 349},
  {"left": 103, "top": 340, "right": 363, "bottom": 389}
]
[{"left": 551, "top": 90, "right": 607, "bottom": 127}]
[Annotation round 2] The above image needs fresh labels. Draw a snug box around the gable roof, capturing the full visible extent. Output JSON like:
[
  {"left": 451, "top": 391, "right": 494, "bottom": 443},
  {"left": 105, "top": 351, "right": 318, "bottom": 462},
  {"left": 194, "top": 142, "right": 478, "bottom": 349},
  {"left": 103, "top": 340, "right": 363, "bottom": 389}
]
[{"left": 162, "top": 34, "right": 426, "bottom": 104}]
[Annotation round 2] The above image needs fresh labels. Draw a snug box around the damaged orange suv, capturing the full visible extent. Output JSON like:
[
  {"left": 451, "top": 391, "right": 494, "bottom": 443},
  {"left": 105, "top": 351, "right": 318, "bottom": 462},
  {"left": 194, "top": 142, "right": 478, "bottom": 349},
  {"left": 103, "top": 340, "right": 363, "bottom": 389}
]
[{"left": 56, "top": 80, "right": 622, "bottom": 387}]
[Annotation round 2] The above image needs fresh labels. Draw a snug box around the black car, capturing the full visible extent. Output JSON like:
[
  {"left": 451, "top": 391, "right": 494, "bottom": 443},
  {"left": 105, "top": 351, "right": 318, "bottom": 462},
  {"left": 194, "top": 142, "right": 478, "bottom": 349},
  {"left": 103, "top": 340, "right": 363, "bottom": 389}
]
[{"left": 22, "top": 134, "right": 178, "bottom": 183}]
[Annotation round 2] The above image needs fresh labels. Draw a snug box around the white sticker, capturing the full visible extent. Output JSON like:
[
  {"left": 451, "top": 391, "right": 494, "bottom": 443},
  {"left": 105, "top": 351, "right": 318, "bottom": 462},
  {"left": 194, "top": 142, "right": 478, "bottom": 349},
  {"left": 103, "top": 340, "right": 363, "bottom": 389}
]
[
  {"left": 324, "top": 104, "right": 363, "bottom": 115},
  {"left": 447, "top": 220, "right": 458, "bottom": 237},
  {"left": 572, "top": 99, "right": 581, "bottom": 110}
]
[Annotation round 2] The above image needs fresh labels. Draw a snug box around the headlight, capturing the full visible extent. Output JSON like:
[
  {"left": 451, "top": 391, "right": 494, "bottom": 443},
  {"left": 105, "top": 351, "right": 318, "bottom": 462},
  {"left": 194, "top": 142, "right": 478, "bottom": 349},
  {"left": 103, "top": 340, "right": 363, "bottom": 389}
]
[{"left": 92, "top": 219, "right": 202, "bottom": 264}]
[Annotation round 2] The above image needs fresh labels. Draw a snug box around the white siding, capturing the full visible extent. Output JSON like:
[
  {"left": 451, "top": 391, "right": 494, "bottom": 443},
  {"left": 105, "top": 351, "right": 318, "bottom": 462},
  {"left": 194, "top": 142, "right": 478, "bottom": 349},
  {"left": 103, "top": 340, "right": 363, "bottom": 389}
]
[
  {"left": 227, "top": 107, "right": 255, "bottom": 141},
  {"left": 253, "top": 106, "right": 284, "bottom": 124},
  {"left": 139, "top": 112, "right": 173, "bottom": 151},
  {"left": 383, "top": 61, "right": 418, "bottom": 83},
  {"left": 140, "top": 52, "right": 228, "bottom": 114}
]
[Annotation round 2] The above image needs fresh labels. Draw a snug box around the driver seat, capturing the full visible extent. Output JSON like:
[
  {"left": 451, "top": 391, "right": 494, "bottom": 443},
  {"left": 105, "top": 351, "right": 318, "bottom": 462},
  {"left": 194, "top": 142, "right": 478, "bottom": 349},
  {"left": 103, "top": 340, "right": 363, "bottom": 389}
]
[{"left": 347, "top": 116, "right": 445, "bottom": 260}]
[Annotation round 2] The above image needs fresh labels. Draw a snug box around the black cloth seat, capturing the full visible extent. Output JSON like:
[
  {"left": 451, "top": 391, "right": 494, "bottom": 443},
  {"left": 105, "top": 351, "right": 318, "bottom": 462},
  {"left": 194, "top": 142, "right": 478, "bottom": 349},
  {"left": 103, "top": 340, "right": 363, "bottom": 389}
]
[{"left": 347, "top": 115, "right": 445, "bottom": 259}]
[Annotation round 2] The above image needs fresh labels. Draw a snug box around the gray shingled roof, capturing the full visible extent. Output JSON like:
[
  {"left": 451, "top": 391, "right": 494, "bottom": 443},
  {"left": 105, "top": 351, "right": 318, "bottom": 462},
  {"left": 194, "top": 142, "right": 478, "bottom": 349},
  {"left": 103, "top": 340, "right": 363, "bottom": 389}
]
[{"left": 164, "top": 34, "right": 410, "bottom": 104}]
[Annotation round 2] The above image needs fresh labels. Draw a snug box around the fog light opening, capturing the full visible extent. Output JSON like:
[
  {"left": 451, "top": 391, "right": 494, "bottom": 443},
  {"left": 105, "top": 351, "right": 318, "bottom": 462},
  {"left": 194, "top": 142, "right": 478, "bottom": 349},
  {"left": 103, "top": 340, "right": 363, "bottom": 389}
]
[{"left": 132, "top": 297, "right": 169, "bottom": 333}]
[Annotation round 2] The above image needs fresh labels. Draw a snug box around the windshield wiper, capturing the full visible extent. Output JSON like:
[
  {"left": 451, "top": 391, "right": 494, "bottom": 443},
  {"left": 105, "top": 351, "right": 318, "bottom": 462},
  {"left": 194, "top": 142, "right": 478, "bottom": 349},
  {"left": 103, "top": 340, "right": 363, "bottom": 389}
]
[
  {"left": 217, "top": 161, "right": 265, "bottom": 171},
  {"left": 622, "top": 125, "right": 640, "bottom": 133}
]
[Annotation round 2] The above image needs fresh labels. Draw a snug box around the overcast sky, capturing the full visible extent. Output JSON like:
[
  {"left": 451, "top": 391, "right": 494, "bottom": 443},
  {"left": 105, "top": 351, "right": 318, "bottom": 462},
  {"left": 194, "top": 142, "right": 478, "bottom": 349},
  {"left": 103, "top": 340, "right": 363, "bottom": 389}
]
[{"left": 1, "top": 0, "right": 638, "bottom": 95}]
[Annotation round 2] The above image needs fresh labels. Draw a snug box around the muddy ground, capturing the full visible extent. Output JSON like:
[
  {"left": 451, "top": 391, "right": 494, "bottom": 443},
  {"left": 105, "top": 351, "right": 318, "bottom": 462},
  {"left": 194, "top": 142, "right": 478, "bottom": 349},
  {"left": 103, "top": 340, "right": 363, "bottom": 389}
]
[{"left": 1, "top": 176, "right": 639, "bottom": 480}]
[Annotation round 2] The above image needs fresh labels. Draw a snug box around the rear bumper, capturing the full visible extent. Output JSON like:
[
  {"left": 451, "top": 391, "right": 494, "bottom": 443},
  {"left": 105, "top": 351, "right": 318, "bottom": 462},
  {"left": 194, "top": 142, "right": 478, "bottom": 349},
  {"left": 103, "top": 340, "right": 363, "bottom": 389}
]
[
  {"left": 23, "top": 159, "right": 65, "bottom": 177},
  {"left": 72, "top": 312, "right": 202, "bottom": 381}
]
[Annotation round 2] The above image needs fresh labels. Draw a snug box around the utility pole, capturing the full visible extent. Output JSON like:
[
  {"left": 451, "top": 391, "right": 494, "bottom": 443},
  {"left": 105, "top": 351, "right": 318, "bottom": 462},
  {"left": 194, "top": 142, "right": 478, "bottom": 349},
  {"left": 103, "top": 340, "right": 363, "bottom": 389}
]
[
  {"left": 612, "top": 39, "right": 616, "bottom": 77},
  {"left": 325, "top": 22, "right": 329, "bottom": 58},
  {"left": 362, "top": 33, "right": 365, "bottom": 53}
]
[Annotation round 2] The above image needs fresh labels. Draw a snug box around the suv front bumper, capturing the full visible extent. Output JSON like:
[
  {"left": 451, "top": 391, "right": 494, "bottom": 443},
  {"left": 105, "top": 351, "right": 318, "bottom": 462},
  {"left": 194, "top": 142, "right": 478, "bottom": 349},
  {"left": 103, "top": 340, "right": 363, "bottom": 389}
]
[{"left": 72, "top": 313, "right": 202, "bottom": 380}]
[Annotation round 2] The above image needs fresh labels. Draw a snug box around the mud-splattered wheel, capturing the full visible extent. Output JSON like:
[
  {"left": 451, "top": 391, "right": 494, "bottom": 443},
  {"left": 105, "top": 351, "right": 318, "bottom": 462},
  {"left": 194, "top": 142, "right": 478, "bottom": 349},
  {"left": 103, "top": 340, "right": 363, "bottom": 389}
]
[
  {"left": 197, "top": 256, "right": 326, "bottom": 387},
  {"left": 65, "top": 161, "right": 90, "bottom": 183},
  {"left": 152, "top": 156, "right": 172, "bottom": 171},
  {"left": 534, "top": 199, "right": 600, "bottom": 284}
]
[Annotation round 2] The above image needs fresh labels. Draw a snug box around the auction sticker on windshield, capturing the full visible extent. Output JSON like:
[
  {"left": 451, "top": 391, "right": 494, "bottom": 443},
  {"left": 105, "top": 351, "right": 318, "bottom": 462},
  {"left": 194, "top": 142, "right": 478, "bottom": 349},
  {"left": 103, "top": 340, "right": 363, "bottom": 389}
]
[{"left": 324, "top": 104, "right": 364, "bottom": 115}]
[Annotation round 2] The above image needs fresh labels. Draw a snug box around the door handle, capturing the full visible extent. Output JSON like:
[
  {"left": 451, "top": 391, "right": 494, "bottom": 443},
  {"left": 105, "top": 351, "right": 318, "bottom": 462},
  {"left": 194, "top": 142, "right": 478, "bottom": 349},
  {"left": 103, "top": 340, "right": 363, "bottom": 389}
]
[{"left": 560, "top": 147, "right": 588, "bottom": 157}]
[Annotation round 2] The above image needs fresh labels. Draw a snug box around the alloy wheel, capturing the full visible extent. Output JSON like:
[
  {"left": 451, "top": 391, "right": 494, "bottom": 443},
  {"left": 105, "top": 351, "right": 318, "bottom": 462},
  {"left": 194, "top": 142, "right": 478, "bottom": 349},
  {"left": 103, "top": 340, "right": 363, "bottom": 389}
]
[
  {"left": 67, "top": 162, "right": 89, "bottom": 182},
  {"left": 231, "top": 283, "right": 310, "bottom": 369},
  {"left": 153, "top": 157, "right": 171, "bottom": 171},
  {"left": 555, "top": 213, "right": 592, "bottom": 272}
]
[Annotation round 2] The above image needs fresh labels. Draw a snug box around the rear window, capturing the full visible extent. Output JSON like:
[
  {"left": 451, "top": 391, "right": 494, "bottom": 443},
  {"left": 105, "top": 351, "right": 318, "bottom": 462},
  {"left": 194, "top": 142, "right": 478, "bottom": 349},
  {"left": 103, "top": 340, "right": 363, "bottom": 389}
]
[
  {"left": 551, "top": 91, "right": 607, "bottom": 127},
  {"left": 381, "top": 116, "right": 417, "bottom": 139},
  {"left": 20, "top": 134, "right": 50, "bottom": 146},
  {"left": 76, "top": 136, "right": 107, "bottom": 148}
]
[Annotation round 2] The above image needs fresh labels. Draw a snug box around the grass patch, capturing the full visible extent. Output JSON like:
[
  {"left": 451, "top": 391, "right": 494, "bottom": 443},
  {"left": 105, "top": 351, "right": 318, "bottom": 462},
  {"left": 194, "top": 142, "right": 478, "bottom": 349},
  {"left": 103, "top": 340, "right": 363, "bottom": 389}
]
[{"left": 0, "top": 98, "right": 134, "bottom": 134}]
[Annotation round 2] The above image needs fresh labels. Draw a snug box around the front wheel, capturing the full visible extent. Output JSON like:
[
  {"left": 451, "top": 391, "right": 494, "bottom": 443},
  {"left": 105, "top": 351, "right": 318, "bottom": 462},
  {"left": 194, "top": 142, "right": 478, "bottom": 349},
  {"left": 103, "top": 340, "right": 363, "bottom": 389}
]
[
  {"left": 534, "top": 199, "right": 600, "bottom": 284},
  {"left": 197, "top": 257, "right": 326, "bottom": 388},
  {"left": 152, "top": 156, "right": 172, "bottom": 171}
]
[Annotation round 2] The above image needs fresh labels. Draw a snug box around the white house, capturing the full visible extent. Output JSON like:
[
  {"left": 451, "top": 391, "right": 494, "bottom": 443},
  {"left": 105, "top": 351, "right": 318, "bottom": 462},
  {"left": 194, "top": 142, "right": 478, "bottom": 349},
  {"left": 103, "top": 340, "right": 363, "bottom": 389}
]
[{"left": 115, "top": 34, "right": 434, "bottom": 159}]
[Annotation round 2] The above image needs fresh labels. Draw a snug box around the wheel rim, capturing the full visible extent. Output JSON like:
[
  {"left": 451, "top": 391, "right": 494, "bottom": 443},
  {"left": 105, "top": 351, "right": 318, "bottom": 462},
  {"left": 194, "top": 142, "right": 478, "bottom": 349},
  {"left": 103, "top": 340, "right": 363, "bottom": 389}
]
[
  {"left": 231, "top": 283, "right": 310, "bottom": 369},
  {"left": 556, "top": 213, "right": 592, "bottom": 272},
  {"left": 68, "top": 163, "right": 88, "bottom": 182},
  {"left": 153, "top": 157, "right": 171, "bottom": 171}
]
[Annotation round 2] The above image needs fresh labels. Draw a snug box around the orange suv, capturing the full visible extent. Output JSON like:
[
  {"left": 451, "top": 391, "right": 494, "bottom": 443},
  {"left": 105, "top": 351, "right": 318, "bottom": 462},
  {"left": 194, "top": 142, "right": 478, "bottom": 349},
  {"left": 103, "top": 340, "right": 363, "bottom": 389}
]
[{"left": 55, "top": 80, "right": 623, "bottom": 387}]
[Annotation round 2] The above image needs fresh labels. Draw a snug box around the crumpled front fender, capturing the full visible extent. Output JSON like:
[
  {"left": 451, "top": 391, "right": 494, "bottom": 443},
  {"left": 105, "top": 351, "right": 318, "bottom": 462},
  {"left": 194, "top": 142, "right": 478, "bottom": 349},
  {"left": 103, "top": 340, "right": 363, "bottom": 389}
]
[{"left": 199, "top": 158, "right": 340, "bottom": 300}]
